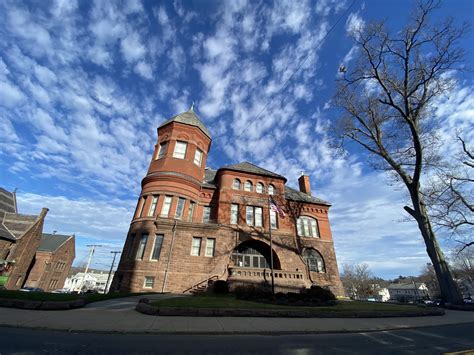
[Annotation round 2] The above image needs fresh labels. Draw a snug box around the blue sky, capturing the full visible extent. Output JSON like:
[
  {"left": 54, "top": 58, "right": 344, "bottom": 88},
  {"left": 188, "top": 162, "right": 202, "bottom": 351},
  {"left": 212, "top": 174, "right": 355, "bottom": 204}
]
[{"left": 0, "top": 0, "right": 473, "bottom": 278}]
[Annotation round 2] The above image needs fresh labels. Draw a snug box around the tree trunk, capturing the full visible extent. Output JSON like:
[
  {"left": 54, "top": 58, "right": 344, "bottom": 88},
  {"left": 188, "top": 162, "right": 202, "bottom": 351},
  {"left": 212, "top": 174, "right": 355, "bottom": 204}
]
[{"left": 406, "top": 190, "right": 463, "bottom": 305}]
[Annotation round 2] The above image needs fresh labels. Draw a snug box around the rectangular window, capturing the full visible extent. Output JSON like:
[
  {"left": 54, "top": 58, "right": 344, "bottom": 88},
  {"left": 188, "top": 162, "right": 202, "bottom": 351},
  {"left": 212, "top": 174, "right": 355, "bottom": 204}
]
[
  {"left": 255, "top": 207, "right": 263, "bottom": 227},
  {"left": 246, "top": 206, "right": 254, "bottom": 225},
  {"left": 148, "top": 195, "right": 159, "bottom": 217},
  {"left": 230, "top": 204, "right": 238, "bottom": 224},
  {"left": 188, "top": 202, "right": 195, "bottom": 222},
  {"left": 194, "top": 148, "right": 203, "bottom": 166},
  {"left": 144, "top": 276, "right": 155, "bottom": 288},
  {"left": 138, "top": 196, "right": 147, "bottom": 217},
  {"left": 151, "top": 234, "right": 164, "bottom": 260},
  {"left": 191, "top": 237, "right": 202, "bottom": 256},
  {"left": 173, "top": 141, "right": 187, "bottom": 159},
  {"left": 202, "top": 206, "right": 211, "bottom": 223},
  {"left": 161, "top": 196, "right": 172, "bottom": 217},
  {"left": 205, "top": 238, "right": 215, "bottom": 257},
  {"left": 127, "top": 234, "right": 135, "bottom": 259},
  {"left": 270, "top": 210, "right": 278, "bottom": 229},
  {"left": 135, "top": 233, "right": 148, "bottom": 260},
  {"left": 157, "top": 142, "right": 168, "bottom": 160},
  {"left": 175, "top": 198, "right": 185, "bottom": 219}
]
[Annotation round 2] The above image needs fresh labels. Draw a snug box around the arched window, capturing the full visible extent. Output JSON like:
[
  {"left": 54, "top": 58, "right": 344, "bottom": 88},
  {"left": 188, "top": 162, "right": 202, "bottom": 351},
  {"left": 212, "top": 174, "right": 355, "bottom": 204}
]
[
  {"left": 232, "top": 246, "right": 269, "bottom": 269},
  {"left": 296, "top": 216, "right": 319, "bottom": 238},
  {"left": 303, "top": 249, "right": 325, "bottom": 273},
  {"left": 268, "top": 184, "right": 275, "bottom": 195},
  {"left": 256, "top": 182, "right": 264, "bottom": 193},
  {"left": 233, "top": 179, "right": 241, "bottom": 190},
  {"left": 244, "top": 181, "right": 253, "bottom": 192}
]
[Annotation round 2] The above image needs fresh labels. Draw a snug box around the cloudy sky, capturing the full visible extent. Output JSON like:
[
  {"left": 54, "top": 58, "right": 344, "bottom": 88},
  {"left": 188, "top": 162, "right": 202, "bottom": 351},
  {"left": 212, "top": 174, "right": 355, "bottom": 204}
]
[{"left": 1, "top": 0, "right": 472, "bottom": 278}]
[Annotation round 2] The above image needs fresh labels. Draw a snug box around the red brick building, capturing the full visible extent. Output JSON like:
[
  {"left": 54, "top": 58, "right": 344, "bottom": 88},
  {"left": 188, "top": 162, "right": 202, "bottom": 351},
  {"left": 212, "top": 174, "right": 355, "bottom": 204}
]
[
  {"left": 111, "top": 108, "right": 344, "bottom": 295},
  {"left": 24, "top": 233, "right": 75, "bottom": 292},
  {"left": 0, "top": 187, "right": 48, "bottom": 290}
]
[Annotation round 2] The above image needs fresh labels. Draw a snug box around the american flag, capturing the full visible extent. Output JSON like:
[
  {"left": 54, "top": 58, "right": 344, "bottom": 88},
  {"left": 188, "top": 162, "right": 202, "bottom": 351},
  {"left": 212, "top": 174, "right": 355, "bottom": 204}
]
[{"left": 269, "top": 197, "right": 285, "bottom": 218}]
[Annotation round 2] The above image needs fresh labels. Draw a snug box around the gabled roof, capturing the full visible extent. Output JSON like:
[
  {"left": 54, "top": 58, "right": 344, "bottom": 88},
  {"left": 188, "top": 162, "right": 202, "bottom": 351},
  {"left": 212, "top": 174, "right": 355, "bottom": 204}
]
[
  {"left": 158, "top": 108, "right": 211, "bottom": 138},
  {"left": 38, "top": 233, "right": 73, "bottom": 252},
  {"left": 284, "top": 186, "right": 331, "bottom": 206},
  {"left": 219, "top": 162, "right": 287, "bottom": 181},
  {"left": 387, "top": 282, "right": 426, "bottom": 290},
  {"left": 2, "top": 213, "right": 38, "bottom": 239},
  {"left": 0, "top": 187, "right": 16, "bottom": 213}
]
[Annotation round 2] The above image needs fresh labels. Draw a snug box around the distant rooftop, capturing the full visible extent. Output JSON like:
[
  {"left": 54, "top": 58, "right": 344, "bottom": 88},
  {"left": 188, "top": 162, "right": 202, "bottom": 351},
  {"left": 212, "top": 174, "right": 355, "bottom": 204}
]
[
  {"left": 220, "top": 162, "right": 287, "bottom": 181},
  {"left": 38, "top": 233, "right": 73, "bottom": 252}
]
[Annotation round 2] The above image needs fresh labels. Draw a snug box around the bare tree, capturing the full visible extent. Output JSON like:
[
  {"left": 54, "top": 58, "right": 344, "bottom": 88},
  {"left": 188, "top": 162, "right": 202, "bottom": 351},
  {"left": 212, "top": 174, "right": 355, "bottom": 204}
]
[
  {"left": 334, "top": 0, "right": 468, "bottom": 304},
  {"left": 341, "top": 263, "right": 375, "bottom": 300},
  {"left": 426, "top": 135, "right": 473, "bottom": 251}
]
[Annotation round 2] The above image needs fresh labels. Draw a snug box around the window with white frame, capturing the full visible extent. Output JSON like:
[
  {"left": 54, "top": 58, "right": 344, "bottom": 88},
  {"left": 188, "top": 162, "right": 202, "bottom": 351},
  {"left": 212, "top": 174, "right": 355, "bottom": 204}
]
[
  {"left": 270, "top": 209, "right": 278, "bottom": 229},
  {"left": 296, "top": 216, "right": 319, "bottom": 238},
  {"left": 233, "top": 179, "right": 241, "bottom": 190},
  {"left": 173, "top": 141, "right": 187, "bottom": 159},
  {"left": 161, "top": 196, "right": 172, "bottom": 217},
  {"left": 202, "top": 206, "right": 211, "bottom": 223},
  {"left": 205, "top": 238, "right": 215, "bottom": 257},
  {"left": 230, "top": 204, "right": 238, "bottom": 224},
  {"left": 188, "top": 202, "right": 195, "bottom": 222},
  {"left": 144, "top": 276, "right": 155, "bottom": 288},
  {"left": 246, "top": 206, "right": 262, "bottom": 227},
  {"left": 303, "top": 249, "right": 325, "bottom": 272},
  {"left": 157, "top": 142, "right": 168, "bottom": 160},
  {"left": 148, "top": 195, "right": 158, "bottom": 217},
  {"left": 135, "top": 233, "right": 148, "bottom": 260},
  {"left": 194, "top": 148, "right": 203, "bottom": 166},
  {"left": 175, "top": 198, "right": 185, "bottom": 219},
  {"left": 151, "top": 234, "right": 163, "bottom": 260},
  {"left": 244, "top": 181, "right": 253, "bottom": 192},
  {"left": 191, "top": 237, "right": 202, "bottom": 256},
  {"left": 268, "top": 184, "right": 275, "bottom": 195},
  {"left": 256, "top": 182, "right": 264, "bottom": 193}
]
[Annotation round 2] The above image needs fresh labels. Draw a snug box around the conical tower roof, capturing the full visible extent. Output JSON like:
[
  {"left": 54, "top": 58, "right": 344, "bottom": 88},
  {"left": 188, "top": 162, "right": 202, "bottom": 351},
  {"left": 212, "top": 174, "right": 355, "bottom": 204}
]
[{"left": 158, "top": 105, "right": 211, "bottom": 138}]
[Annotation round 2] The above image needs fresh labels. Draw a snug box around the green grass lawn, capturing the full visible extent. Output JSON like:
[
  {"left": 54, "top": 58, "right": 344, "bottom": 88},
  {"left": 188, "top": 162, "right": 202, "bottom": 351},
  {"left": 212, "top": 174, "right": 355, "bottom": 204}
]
[
  {"left": 151, "top": 295, "right": 423, "bottom": 313},
  {"left": 0, "top": 290, "right": 158, "bottom": 303}
]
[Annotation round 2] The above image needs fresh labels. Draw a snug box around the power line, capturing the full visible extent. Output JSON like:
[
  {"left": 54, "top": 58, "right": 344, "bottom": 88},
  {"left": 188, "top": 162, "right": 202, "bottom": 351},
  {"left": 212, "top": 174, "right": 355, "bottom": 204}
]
[{"left": 218, "top": 0, "right": 358, "bottom": 149}]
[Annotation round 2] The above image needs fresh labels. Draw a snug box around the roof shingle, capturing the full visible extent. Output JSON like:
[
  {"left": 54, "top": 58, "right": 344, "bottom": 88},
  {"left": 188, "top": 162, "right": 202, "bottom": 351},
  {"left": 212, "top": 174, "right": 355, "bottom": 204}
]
[
  {"left": 38, "top": 233, "right": 73, "bottom": 252},
  {"left": 158, "top": 108, "right": 211, "bottom": 138},
  {"left": 219, "top": 162, "right": 286, "bottom": 181}
]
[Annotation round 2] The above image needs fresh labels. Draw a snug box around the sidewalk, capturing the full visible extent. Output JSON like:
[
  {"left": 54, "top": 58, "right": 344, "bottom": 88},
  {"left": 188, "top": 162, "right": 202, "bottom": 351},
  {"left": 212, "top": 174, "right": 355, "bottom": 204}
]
[{"left": 0, "top": 296, "right": 473, "bottom": 335}]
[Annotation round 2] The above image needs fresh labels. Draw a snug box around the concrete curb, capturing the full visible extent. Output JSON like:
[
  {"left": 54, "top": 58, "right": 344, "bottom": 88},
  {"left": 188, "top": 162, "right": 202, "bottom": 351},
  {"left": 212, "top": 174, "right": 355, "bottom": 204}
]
[
  {"left": 0, "top": 297, "right": 86, "bottom": 311},
  {"left": 135, "top": 299, "right": 445, "bottom": 318}
]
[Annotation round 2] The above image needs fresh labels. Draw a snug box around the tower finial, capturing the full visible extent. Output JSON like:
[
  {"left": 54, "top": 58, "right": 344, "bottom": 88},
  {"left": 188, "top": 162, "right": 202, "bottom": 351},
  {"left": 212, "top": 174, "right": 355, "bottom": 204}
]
[{"left": 189, "top": 101, "right": 195, "bottom": 112}]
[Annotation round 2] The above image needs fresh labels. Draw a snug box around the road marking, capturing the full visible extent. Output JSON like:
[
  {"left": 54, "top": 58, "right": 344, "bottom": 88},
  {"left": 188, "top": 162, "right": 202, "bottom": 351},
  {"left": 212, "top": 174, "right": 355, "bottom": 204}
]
[
  {"left": 407, "top": 329, "right": 447, "bottom": 339},
  {"left": 360, "top": 332, "right": 391, "bottom": 345},
  {"left": 381, "top": 331, "right": 414, "bottom": 342}
]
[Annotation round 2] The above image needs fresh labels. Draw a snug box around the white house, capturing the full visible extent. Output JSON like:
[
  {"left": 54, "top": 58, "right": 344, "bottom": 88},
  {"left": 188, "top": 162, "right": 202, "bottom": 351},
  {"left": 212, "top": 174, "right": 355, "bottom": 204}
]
[
  {"left": 387, "top": 282, "right": 430, "bottom": 301},
  {"left": 64, "top": 271, "right": 114, "bottom": 293}
]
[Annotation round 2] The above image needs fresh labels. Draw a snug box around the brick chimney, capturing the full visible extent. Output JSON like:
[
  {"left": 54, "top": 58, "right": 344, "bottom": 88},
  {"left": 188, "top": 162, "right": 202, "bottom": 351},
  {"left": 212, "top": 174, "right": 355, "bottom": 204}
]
[{"left": 298, "top": 174, "right": 311, "bottom": 195}]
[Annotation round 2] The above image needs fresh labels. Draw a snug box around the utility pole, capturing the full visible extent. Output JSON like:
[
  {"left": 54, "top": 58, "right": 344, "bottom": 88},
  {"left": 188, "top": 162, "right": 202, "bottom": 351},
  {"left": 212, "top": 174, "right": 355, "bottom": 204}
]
[
  {"left": 105, "top": 251, "right": 121, "bottom": 294},
  {"left": 77, "top": 245, "right": 102, "bottom": 293}
]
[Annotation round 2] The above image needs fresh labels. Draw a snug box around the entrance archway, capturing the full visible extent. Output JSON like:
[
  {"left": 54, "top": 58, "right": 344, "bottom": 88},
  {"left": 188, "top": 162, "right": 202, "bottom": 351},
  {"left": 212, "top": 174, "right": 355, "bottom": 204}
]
[{"left": 231, "top": 239, "right": 281, "bottom": 270}]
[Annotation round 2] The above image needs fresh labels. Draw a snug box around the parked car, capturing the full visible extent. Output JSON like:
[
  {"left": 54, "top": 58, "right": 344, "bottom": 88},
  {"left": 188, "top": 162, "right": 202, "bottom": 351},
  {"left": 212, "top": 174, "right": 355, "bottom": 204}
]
[{"left": 19, "top": 287, "right": 44, "bottom": 292}]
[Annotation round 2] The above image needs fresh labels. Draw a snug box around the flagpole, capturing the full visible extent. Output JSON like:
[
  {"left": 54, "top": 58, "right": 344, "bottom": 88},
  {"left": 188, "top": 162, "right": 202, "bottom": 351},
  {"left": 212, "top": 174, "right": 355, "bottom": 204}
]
[{"left": 268, "top": 197, "right": 275, "bottom": 295}]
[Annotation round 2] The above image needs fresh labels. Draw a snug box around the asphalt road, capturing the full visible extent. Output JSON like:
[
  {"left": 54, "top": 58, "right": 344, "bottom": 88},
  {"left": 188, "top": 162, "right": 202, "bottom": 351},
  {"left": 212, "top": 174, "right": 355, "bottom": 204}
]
[{"left": 0, "top": 322, "right": 473, "bottom": 354}]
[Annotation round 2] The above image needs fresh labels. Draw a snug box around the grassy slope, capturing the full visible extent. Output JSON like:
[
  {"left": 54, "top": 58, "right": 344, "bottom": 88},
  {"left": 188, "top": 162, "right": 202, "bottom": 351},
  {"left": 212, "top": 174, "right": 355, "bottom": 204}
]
[{"left": 151, "top": 296, "right": 422, "bottom": 313}]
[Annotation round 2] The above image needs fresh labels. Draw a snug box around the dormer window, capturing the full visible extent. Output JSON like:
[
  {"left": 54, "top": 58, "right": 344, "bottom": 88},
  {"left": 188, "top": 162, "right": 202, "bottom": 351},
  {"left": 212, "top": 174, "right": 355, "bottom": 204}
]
[
  {"left": 156, "top": 142, "right": 168, "bottom": 160},
  {"left": 173, "top": 141, "right": 187, "bottom": 159},
  {"left": 256, "top": 182, "right": 264, "bottom": 193},
  {"left": 244, "top": 181, "right": 253, "bottom": 192},
  {"left": 268, "top": 184, "right": 275, "bottom": 195},
  {"left": 194, "top": 148, "right": 203, "bottom": 166},
  {"left": 233, "top": 179, "right": 241, "bottom": 190}
]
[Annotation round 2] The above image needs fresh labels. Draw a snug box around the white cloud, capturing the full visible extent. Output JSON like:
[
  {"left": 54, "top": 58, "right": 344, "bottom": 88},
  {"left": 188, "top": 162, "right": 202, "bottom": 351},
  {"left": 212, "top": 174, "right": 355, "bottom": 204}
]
[
  {"left": 121, "top": 32, "right": 146, "bottom": 63},
  {"left": 0, "top": 80, "right": 26, "bottom": 108},
  {"left": 345, "top": 12, "right": 365, "bottom": 38},
  {"left": 134, "top": 61, "right": 153, "bottom": 79}
]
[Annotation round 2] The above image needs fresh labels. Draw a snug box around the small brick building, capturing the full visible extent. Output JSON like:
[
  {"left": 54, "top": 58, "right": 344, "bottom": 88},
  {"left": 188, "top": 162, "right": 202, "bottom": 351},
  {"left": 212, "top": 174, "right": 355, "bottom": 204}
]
[
  {"left": 111, "top": 108, "right": 344, "bottom": 295},
  {"left": 24, "top": 233, "right": 75, "bottom": 292},
  {"left": 0, "top": 187, "right": 48, "bottom": 289}
]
